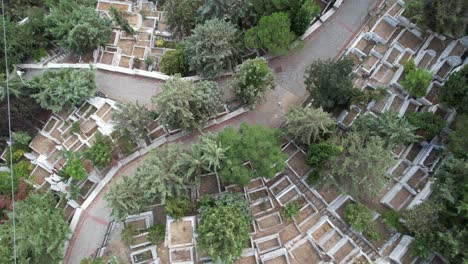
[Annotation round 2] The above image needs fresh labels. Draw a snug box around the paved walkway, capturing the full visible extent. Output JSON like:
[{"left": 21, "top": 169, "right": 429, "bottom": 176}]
[{"left": 65, "top": 0, "right": 378, "bottom": 262}]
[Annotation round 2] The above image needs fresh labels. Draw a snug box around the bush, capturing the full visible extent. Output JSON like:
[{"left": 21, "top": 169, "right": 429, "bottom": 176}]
[
  {"left": 448, "top": 115, "right": 467, "bottom": 159},
  {"left": 12, "top": 161, "right": 33, "bottom": 179},
  {"left": 84, "top": 133, "right": 113, "bottom": 169},
  {"left": 402, "top": 59, "right": 432, "bottom": 98},
  {"left": 382, "top": 210, "right": 403, "bottom": 232},
  {"left": 160, "top": 48, "right": 188, "bottom": 76},
  {"left": 440, "top": 65, "right": 468, "bottom": 114},
  {"left": 280, "top": 201, "right": 301, "bottom": 221},
  {"left": 11, "top": 131, "right": 31, "bottom": 149},
  {"left": 148, "top": 224, "right": 165, "bottom": 245},
  {"left": 63, "top": 155, "right": 87, "bottom": 181},
  {"left": 406, "top": 112, "right": 445, "bottom": 141},
  {"left": 344, "top": 203, "right": 378, "bottom": 241},
  {"left": 307, "top": 142, "right": 343, "bottom": 167},
  {"left": 121, "top": 226, "right": 137, "bottom": 246},
  {"left": 70, "top": 122, "right": 80, "bottom": 134},
  {"left": 164, "top": 196, "right": 191, "bottom": 220},
  {"left": 0, "top": 170, "right": 20, "bottom": 196},
  {"left": 4, "top": 148, "right": 25, "bottom": 164}
]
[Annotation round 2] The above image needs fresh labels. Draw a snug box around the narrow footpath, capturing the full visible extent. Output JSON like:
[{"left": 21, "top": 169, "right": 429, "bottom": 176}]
[{"left": 65, "top": 0, "right": 379, "bottom": 262}]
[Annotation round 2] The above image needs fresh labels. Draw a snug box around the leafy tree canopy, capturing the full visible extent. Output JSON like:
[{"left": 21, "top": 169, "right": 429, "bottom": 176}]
[
  {"left": 284, "top": 106, "right": 335, "bottom": 145},
  {"left": 216, "top": 123, "right": 286, "bottom": 186},
  {"left": 245, "top": 12, "right": 295, "bottom": 56},
  {"left": 344, "top": 203, "right": 377, "bottom": 239},
  {"left": 196, "top": 0, "right": 252, "bottom": 25},
  {"left": 112, "top": 101, "right": 153, "bottom": 143},
  {"left": 30, "top": 68, "right": 97, "bottom": 113},
  {"left": 159, "top": 46, "right": 189, "bottom": 76},
  {"left": 185, "top": 18, "right": 242, "bottom": 78},
  {"left": 232, "top": 57, "right": 275, "bottom": 107},
  {"left": 447, "top": 114, "right": 468, "bottom": 159},
  {"left": 84, "top": 132, "right": 113, "bottom": 169},
  {"left": 402, "top": 59, "right": 432, "bottom": 98},
  {"left": 304, "top": 58, "right": 354, "bottom": 111},
  {"left": 440, "top": 65, "right": 468, "bottom": 114},
  {"left": 406, "top": 111, "right": 445, "bottom": 141},
  {"left": 163, "top": 0, "right": 202, "bottom": 39},
  {"left": 0, "top": 194, "right": 69, "bottom": 264}
]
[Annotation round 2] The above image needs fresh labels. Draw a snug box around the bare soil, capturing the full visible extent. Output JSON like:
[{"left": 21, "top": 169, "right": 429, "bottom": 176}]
[
  {"left": 287, "top": 151, "right": 310, "bottom": 177},
  {"left": 257, "top": 213, "right": 282, "bottom": 230},
  {"left": 311, "top": 222, "right": 333, "bottom": 241},
  {"left": 279, "top": 188, "right": 299, "bottom": 205},
  {"left": 332, "top": 241, "right": 355, "bottom": 263},
  {"left": 171, "top": 248, "right": 192, "bottom": 262},
  {"left": 199, "top": 174, "right": 220, "bottom": 196},
  {"left": 169, "top": 221, "right": 193, "bottom": 247},
  {"left": 279, "top": 224, "right": 301, "bottom": 245},
  {"left": 264, "top": 255, "right": 288, "bottom": 264},
  {"left": 290, "top": 240, "right": 322, "bottom": 264}
]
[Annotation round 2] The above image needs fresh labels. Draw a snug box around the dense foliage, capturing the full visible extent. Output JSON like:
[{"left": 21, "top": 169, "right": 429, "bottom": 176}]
[
  {"left": 0, "top": 194, "right": 69, "bottom": 264},
  {"left": 30, "top": 68, "right": 97, "bottom": 113},
  {"left": 112, "top": 102, "right": 153, "bottom": 143},
  {"left": 185, "top": 18, "right": 242, "bottom": 78},
  {"left": 401, "top": 59, "right": 432, "bottom": 98},
  {"left": 304, "top": 58, "right": 354, "bottom": 111},
  {"left": 447, "top": 115, "right": 467, "bottom": 159},
  {"left": 62, "top": 151, "right": 87, "bottom": 181},
  {"left": 306, "top": 141, "right": 343, "bottom": 168},
  {"left": 404, "top": 0, "right": 467, "bottom": 37},
  {"left": 159, "top": 46, "right": 189, "bottom": 76},
  {"left": 440, "top": 66, "right": 467, "bottom": 115},
  {"left": 84, "top": 132, "right": 113, "bottom": 169},
  {"left": 344, "top": 203, "right": 378, "bottom": 241},
  {"left": 163, "top": 0, "right": 202, "bottom": 39},
  {"left": 164, "top": 196, "right": 191, "bottom": 220},
  {"left": 197, "top": 0, "right": 252, "bottom": 25},
  {"left": 284, "top": 106, "right": 335, "bottom": 145},
  {"left": 216, "top": 124, "right": 286, "bottom": 186},
  {"left": 232, "top": 57, "right": 275, "bottom": 107},
  {"left": 406, "top": 112, "right": 445, "bottom": 141},
  {"left": 197, "top": 193, "right": 252, "bottom": 263}
]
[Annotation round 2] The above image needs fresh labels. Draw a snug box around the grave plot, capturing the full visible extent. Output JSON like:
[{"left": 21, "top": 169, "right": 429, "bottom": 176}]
[
  {"left": 260, "top": 248, "right": 291, "bottom": 264},
  {"left": 246, "top": 178, "right": 265, "bottom": 192},
  {"left": 286, "top": 150, "right": 311, "bottom": 177},
  {"left": 248, "top": 187, "right": 270, "bottom": 204},
  {"left": 198, "top": 173, "right": 221, "bottom": 197},
  {"left": 371, "top": 17, "right": 397, "bottom": 43},
  {"left": 269, "top": 176, "right": 293, "bottom": 197},
  {"left": 29, "top": 165, "right": 51, "bottom": 187},
  {"left": 419, "top": 146, "right": 442, "bottom": 171},
  {"left": 316, "top": 186, "right": 340, "bottom": 205},
  {"left": 404, "top": 143, "right": 424, "bottom": 163},
  {"left": 251, "top": 198, "right": 275, "bottom": 216},
  {"left": 371, "top": 217, "right": 394, "bottom": 249},
  {"left": 254, "top": 235, "right": 282, "bottom": 255},
  {"left": 281, "top": 142, "right": 298, "bottom": 158},
  {"left": 402, "top": 167, "right": 429, "bottom": 192},
  {"left": 256, "top": 212, "right": 283, "bottom": 231},
  {"left": 307, "top": 217, "right": 335, "bottom": 243},
  {"left": 277, "top": 186, "right": 300, "bottom": 206},
  {"left": 330, "top": 239, "right": 358, "bottom": 263},
  {"left": 235, "top": 253, "right": 258, "bottom": 264},
  {"left": 225, "top": 184, "right": 245, "bottom": 194},
  {"left": 167, "top": 216, "right": 196, "bottom": 248},
  {"left": 292, "top": 203, "right": 318, "bottom": 226},
  {"left": 278, "top": 223, "right": 301, "bottom": 246},
  {"left": 131, "top": 233, "right": 151, "bottom": 249},
  {"left": 169, "top": 247, "right": 194, "bottom": 263},
  {"left": 389, "top": 159, "right": 412, "bottom": 180},
  {"left": 288, "top": 237, "right": 323, "bottom": 264},
  {"left": 396, "top": 29, "right": 423, "bottom": 52},
  {"left": 381, "top": 184, "right": 415, "bottom": 211},
  {"left": 329, "top": 195, "right": 355, "bottom": 221},
  {"left": 319, "top": 229, "right": 345, "bottom": 252}
]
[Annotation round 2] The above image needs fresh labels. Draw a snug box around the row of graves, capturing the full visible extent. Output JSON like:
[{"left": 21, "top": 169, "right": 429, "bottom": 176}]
[
  {"left": 336, "top": 0, "right": 466, "bottom": 263},
  {"left": 95, "top": 0, "right": 174, "bottom": 71}
]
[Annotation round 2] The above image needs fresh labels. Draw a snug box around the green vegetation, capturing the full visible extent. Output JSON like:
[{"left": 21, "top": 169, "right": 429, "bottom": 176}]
[
  {"left": 447, "top": 115, "right": 467, "bottom": 159},
  {"left": 164, "top": 196, "right": 191, "bottom": 220},
  {"left": 245, "top": 12, "right": 295, "bottom": 56},
  {"left": 284, "top": 106, "right": 335, "bottom": 145},
  {"left": 0, "top": 169, "right": 21, "bottom": 196},
  {"left": 30, "top": 68, "right": 97, "bottom": 113},
  {"left": 354, "top": 112, "right": 420, "bottom": 148},
  {"left": 185, "top": 18, "right": 242, "bottom": 78},
  {"left": 216, "top": 123, "right": 286, "bottom": 186},
  {"left": 109, "top": 5, "right": 135, "bottom": 36},
  {"left": 111, "top": 102, "right": 153, "bottom": 143},
  {"left": 290, "top": 0, "right": 320, "bottom": 36},
  {"left": 440, "top": 66, "right": 467, "bottom": 114},
  {"left": 344, "top": 203, "right": 378, "bottom": 241},
  {"left": 381, "top": 210, "right": 403, "bottom": 232},
  {"left": 84, "top": 132, "right": 113, "bottom": 169},
  {"left": 307, "top": 142, "right": 343, "bottom": 168},
  {"left": 121, "top": 226, "right": 137, "bottom": 246},
  {"left": 404, "top": 0, "right": 466, "bottom": 37},
  {"left": 401, "top": 59, "right": 432, "bottom": 98},
  {"left": 280, "top": 201, "right": 301, "bottom": 221},
  {"left": 148, "top": 224, "right": 165, "bottom": 245},
  {"left": 163, "top": 0, "right": 202, "bottom": 39},
  {"left": 231, "top": 58, "right": 275, "bottom": 107},
  {"left": 197, "top": 193, "right": 252, "bottom": 263},
  {"left": 0, "top": 194, "right": 69, "bottom": 264},
  {"left": 159, "top": 47, "right": 188, "bottom": 76},
  {"left": 62, "top": 151, "right": 87, "bottom": 181},
  {"left": 197, "top": 0, "right": 251, "bottom": 25},
  {"left": 304, "top": 58, "right": 354, "bottom": 111},
  {"left": 406, "top": 112, "right": 445, "bottom": 141}
]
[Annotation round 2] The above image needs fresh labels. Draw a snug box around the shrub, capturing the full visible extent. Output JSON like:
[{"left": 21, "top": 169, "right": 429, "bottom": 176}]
[
  {"left": 11, "top": 131, "right": 31, "bottom": 149},
  {"left": 121, "top": 226, "right": 137, "bottom": 246},
  {"left": 0, "top": 170, "right": 20, "bottom": 196},
  {"left": 164, "top": 196, "right": 191, "bottom": 220},
  {"left": 159, "top": 48, "right": 188, "bottom": 76},
  {"left": 70, "top": 122, "right": 80, "bottom": 134},
  {"left": 4, "top": 148, "right": 25, "bottom": 164},
  {"left": 440, "top": 65, "right": 468, "bottom": 114},
  {"left": 280, "top": 201, "right": 301, "bottom": 221},
  {"left": 402, "top": 59, "right": 432, "bottom": 98},
  {"left": 284, "top": 106, "right": 335, "bottom": 145},
  {"left": 12, "top": 161, "right": 33, "bottom": 179},
  {"left": 63, "top": 155, "right": 86, "bottom": 181},
  {"left": 148, "top": 224, "right": 165, "bottom": 245},
  {"left": 85, "top": 132, "right": 113, "bottom": 169},
  {"left": 344, "top": 203, "right": 378, "bottom": 241},
  {"left": 406, "top": 112, "right": 445, "bottom": 141},
  {"left": 382, "top": 210, "right": 403, "bottom": 232},
  {"left": 307, "top": 142, "right": 343, "bottom": 167}
]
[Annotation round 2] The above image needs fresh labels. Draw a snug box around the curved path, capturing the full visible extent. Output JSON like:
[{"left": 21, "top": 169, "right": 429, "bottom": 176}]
[{"left": 65, "top": 0, "right": 380, "bottom": 262}]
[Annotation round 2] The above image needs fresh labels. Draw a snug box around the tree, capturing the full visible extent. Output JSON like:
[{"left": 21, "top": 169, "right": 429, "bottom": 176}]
[
  {"left": 84, "top": 132, "right": 113, "bottom": 169},
  {"left": 306, "top": 142, "right": 343, "bottom": 168},
  {"left": 304, "top": 58, "right": 354, "bottom": 111},
  {"left": 344, "top": 203, "right": 378, "bottom": 240},
  {"left": 159, "top": 47, "right": 188, "bottom": 76},
  {"left": 163, "top": 0, "right": 202, "bottom": 39},
  {"left": 406, "top": 112, "right": 445, "bottom": 141},
  {"left": 112, "top": 101, "right": 153, "bottom": 143},
  {"left": 440, "top": 65, "right": 468, "bottom": 115},
  {"left": 108, "top": 6, "right": 135, "bottom": 36},
  {"left": 353, "top": 112, "right": 420, "bottom": 148},
  {"left": 245, "top": 12, "right": 295, "bottom": 56},
  {"left": 216, "top": 123, "right": 286, "bottom": 186},
  {"left": 447, "top": 115, "right": 467, "bottom": 159},
  {"left": 46, "top": 0, "right": 112, "bottom": 54},
  {"left": 197, "top": 193, "right": 251, "bottom": 263},
  {"left": 0, "top": 194, "right": 69, "bottom": 264},
  {"left": 401, "top": 59, "right": 432, "bottom": 98},
  {"left": 147, "top": 224, "right": 165, "bottom": 245},
  {"left": 185, "top": 18, "right": 242, "bottom": 78},
  {"left": 0, "top": 170, "right": 21, "bottom": 196},
  {"left": 153, "top": 76, "right": 223, "bottom": 131},
  {"left": 30, "top": 68, "right": 97, "bottom": 113},
  {"left": 404, "top": 0, "right": 466, "bottom": 37},
  {"left": 61, "top": 151, "right": 87, "bottom": 181},
  {"left": 322, "top": 132, "right": 394, "bottom": 199},
  {"left": 284, "top": 106, "right": 335, "bottom": 145},
  {"left": 196, "top": 0, "right": 252, "bottom": 25},
  {"left": 164, "top": 196, "right": 191, "bottom": 220},
  {"left": 231, "top": 57, "right": 275, "bottom": 107},
  {"left": 290, "top": 0, "right": 320, "bottom": 36},
  {"left": 0, "top": 73, "right": 28, "bottom": 101}
]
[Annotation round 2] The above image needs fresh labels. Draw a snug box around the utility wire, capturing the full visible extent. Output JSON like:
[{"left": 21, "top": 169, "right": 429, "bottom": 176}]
[{"left": 1, "top": 0, "right": 18, "bottom": 262}]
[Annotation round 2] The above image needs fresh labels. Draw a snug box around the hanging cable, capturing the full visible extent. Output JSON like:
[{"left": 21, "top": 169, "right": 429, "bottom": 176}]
[{"left": 1, "top": 0, "right": 18, "bottom": 262}]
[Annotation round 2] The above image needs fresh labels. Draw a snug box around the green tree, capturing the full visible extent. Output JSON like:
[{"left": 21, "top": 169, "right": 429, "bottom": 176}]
[
  {"left": 112, "top": 101, "right": 153, "bottom": 143},
  {"left": 290, "top": 0, "right": 320, "bottom": 35},
  {"left": 164, "top": 196, "right": 191, "bottom": 220},
  {"left": 0, "top": 170, "right": 21, "bottom": 196},
  {"left": 163, "top": 0, "right": 202, "bottom": 39},
  {"left": 344, "top": 203, "right": 378, "bottom": 240},
  {"left": 322, "top": 132, "right": 394, "bottom": 199},
  {"left": 231, "top": 57, "right": 275, "bottom": 107},
  {"left": 0, "top": 74, "right": 28, "bottom": 101},
  {"left": 306, "top": 142, "right": 343, "bottom": 168},
  {"left": 0, "top": 194, "right": 69, "bottom": 264},
  {"left": 404, "top": 0, "right": 466, "bottom": 37},
  {"left": 80, "top": 257, "right": 105, "bottom": 264},
  {"left": 440, "top": 65, "right": 468, "bottom": 114},
  {"left": 108, "top": 6, "right": 135, "bottom": 36},
  {"left": 61, "top": 151, "right": 87, "bottom": 181},
  {"left": 217, "top": 123, "right": 286, "bottom": 186},
  {"left": 197, "top": 193, "right": 251, "bottom": 263},
  {"left": 284, "top": 106, "right": 335, "bottom": 145},
  {"left": 406, "top": 112, "right": 445, "bottom": 141},
  {"left": 159, "top": 47, "right": 188, "bottom": 76},
  {"left": 280, "top": 201, "right": 301, "bottom": 220},
  {"left": 196, "top": 0, "right": 252, "bottom": 25},
  {"left": 354, "top": 112, "right": 420, "bottom": 148},
  {"left": 46, "top": 0, "right": 112, "bottom": 54},
  {"left": 192, "top": 81, "right": 224, "bottom": 122},
  {"left": 185, "top": 18, "right": 242, "bottom": 78},
  {"left": 30, "top": 68, "right": 97, "bottom": 113},
  {"left": 401, "top": 59, "right": 432, "bottom": 98},
  {"left": 448, "top": 114, "right": 468, "bottom": 159},
  {"left": 147, "top": 224, "right": 165, "bottom": 245},
  {"left": 85, "top": 132, "right": 113, "bottom": 169},
  {"left": 304, "top": 58, "right": 354, "bottom": 111},
  {"left": 245, "top": 12, "right": 295, "bottom": 56}
]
